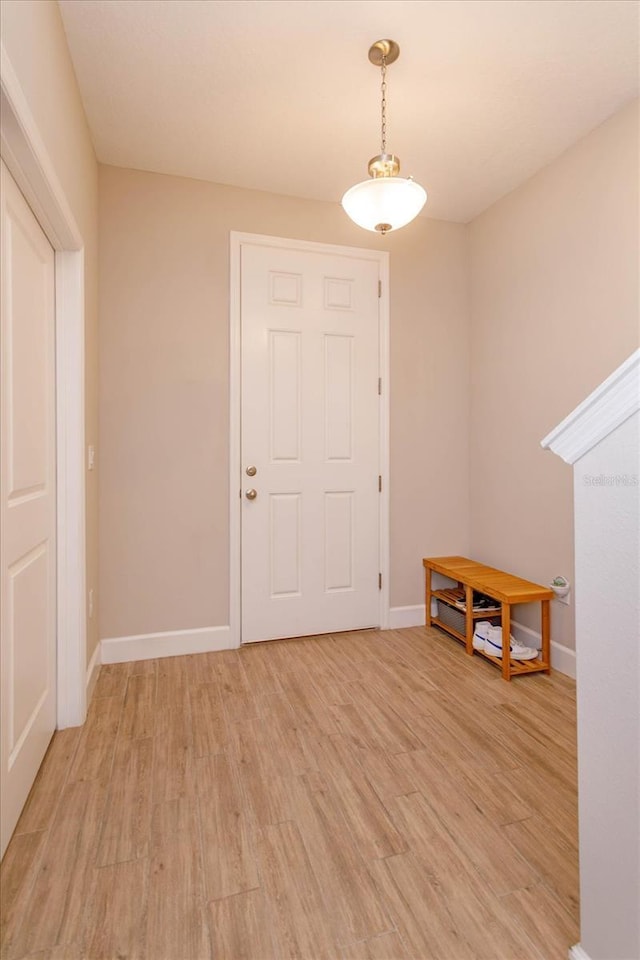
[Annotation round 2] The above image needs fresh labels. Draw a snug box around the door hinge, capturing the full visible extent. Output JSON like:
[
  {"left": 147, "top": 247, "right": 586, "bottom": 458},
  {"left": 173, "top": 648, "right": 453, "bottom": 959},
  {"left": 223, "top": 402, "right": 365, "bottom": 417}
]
[
  {"left": 378, "top": 280, "right": 382, "bottom": 298},
  {"left": 378, "top": 572, "right": 382, "bottom": 590},
  {"left": 378, "top": 475, "right": 382, "bottom": 492},
  {"left": 378, "top": 377, "right": 382, "bottom": 395}
]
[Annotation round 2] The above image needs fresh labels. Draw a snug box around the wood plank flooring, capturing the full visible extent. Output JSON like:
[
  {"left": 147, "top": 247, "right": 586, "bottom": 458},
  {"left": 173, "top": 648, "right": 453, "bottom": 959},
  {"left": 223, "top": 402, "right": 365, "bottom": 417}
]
[{"left": 0, "top": 626, "right": 579, "bottom": 960}]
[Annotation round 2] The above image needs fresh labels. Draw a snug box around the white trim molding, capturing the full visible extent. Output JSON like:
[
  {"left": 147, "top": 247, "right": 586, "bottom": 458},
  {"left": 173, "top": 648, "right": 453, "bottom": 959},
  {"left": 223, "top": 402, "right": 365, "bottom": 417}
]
[
  {"left": 229, "top": 232, "right": 390, "bottom": 645},
  {"left": 568, "top": 945, "right": 592, "bottom": 960},
  {"left": 510, "top": 620, "right": 576, "bottom": 679},
  {"left": 85, "top": 641, "right": 101, "bottom": 705},
  {"left": 55, "top": 250, "right": 87, "bottom": 728},
  {"left": 541, "top": 349, "right": 640, "bottom": 464},
  {"left": 388, "top": 605, "right": 576, "bottom": 678},
  {"left": 389, "top": 605, "right": 426, "bottom": 629},
  {"left": 101, "top": 626, "right": 234, "bottom": 664},
  {"left": 228, "top": 233, "right": 241, "bottom": 650},
  {"left": 0, "top": 47, "right": 82, "bottom": 251},
  {"left": 548, "top": 640, "right": 576, "bottom": 679},
  {"left": 467, "top": 614, "right": 577, "bottom": 679},
  {"left": 1, "top": 46, "right": 86, "bottom": 729}
]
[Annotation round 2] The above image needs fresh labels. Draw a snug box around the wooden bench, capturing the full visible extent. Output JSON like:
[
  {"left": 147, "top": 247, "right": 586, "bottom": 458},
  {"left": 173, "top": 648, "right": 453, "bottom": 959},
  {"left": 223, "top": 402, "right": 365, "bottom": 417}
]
[{"left": 423, "top": 556, "right": 554, "bottom": 680}]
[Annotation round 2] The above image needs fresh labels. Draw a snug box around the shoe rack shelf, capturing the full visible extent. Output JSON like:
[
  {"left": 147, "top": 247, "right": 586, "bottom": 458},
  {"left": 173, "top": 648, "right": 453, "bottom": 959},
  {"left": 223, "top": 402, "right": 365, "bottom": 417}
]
[{"left": 423, "top": 556, "right": 554, "bottom": 681}]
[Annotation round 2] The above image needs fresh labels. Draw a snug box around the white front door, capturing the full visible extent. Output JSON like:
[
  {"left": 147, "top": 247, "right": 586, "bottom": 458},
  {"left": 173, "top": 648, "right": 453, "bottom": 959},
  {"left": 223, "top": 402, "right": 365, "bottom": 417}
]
[
  {"left": 1, "top": 162, "right": 57, "bottom": 857},
  {"left": 240, "top": 240, "right": 382, "bottom": 643}
]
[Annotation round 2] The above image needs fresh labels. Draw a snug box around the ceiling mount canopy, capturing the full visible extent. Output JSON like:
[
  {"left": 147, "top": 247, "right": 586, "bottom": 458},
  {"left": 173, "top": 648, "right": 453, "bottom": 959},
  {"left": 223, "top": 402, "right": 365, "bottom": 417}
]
[
  {"left": 342, "top": 39, "right": 427, "bottom": 236},
  {"left": 367, "top": 38, "right": 400, "bottom": 67}
]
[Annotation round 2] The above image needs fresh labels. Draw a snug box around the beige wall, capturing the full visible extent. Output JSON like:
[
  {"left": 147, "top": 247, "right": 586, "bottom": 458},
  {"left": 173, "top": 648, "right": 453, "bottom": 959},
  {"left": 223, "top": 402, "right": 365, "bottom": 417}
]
[
  {"left": 1, "top": 4, "right": 635, "bottom": 672},
  {"left": 469, "top": 99, "right": 639, "bottom": 650},
  {"left": 98, "top": 165, "right": 470, "bottom": 639},
  {"left": 1, "top": 0, "right": 99, "bottom": 662}
]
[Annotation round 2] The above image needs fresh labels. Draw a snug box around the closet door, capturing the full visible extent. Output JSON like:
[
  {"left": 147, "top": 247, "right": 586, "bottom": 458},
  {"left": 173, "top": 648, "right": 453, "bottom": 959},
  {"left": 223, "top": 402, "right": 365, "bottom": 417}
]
[{"left": 1, "top": 161, "right": 57, "bottom": 857}]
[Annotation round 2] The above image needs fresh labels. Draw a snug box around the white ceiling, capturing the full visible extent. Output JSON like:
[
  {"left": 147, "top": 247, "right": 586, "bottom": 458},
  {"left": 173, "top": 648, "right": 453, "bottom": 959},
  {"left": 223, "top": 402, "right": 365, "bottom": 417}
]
[{"left": 58, "top": 0, "right": 639, "bottom": 223}]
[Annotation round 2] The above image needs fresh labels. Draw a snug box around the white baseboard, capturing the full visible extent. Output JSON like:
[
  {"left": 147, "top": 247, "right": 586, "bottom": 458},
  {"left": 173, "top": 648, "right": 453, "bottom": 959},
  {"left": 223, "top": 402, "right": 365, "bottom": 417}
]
[
  {"left": 85, "top": 641, "right": 101, "bottom": 703},
  {"left": 388, "top": 604, "right": 425, "bottom": 629},
  {"left": 508, "top": 618, "right": 540, "bottom": 647},
  {"left": 549, "top": 639, "right": 576, "bottom": 679},
  {"left": 506, "top": 620, "right": 576, "bottom": 679},
  {"left": 388, "top": 605, "right": 576, "bottom": 679},
  {"left": 568, "top": 945, "right": 591, "bottom": 960},
  {"left": 100, "top": 625, "right": 237, "bottom": 664}
]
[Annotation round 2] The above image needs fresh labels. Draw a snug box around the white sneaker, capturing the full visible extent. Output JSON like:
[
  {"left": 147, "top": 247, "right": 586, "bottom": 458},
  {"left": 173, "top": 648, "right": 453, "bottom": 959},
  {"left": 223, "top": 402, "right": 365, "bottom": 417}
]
[
  {"left": 483, "top": 625, "right": 538, "bottom": 661},
  {"left": 472, "top": 621, "right": 492, "bottom": 651}
]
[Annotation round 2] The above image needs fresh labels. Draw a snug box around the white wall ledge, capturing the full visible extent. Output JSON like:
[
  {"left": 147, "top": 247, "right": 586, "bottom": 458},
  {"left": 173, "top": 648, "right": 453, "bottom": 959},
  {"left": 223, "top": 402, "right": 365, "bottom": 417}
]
[{"left": 541, "top": 349, "right": 640, "bottom": 465}]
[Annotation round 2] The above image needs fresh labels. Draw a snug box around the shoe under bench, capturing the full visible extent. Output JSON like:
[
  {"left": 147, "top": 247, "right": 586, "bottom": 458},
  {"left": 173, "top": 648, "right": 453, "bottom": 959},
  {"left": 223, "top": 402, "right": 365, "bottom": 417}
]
[{"left": 423, "top": 556, "right": 554, "bottom": 680}]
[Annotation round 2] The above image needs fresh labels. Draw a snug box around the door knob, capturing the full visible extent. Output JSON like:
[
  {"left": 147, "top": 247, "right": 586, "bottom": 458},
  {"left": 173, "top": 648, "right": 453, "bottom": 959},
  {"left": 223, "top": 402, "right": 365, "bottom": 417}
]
[
  {"left": 245, "top": 488, "right": 258, "bottom": 500},
  {"left": 246, "top": 465, "right": 257, "bottom": 477}
]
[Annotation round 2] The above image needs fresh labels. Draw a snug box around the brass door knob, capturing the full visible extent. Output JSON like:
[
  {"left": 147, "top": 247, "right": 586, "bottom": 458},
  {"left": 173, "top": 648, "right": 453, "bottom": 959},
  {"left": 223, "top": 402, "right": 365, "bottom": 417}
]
[{"left": 245, "top": 489, "right": 258, "bottom": 500}]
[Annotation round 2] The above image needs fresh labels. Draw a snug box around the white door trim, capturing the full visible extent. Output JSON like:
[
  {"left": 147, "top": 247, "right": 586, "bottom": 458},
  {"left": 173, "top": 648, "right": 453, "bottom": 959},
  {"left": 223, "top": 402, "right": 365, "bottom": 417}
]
[
  {"left": 1, "top": 46, "right": 87, "bottom": 728},
  {"left": 229, "top": 231, "right": 390, "bottom": 646}
]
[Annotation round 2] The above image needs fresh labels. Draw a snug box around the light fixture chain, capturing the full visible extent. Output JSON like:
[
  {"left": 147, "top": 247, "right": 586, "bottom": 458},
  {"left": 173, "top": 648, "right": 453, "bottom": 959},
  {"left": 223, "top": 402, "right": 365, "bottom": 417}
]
[{"left": 380, "top": 57, "right": 387, "bottom": 154}]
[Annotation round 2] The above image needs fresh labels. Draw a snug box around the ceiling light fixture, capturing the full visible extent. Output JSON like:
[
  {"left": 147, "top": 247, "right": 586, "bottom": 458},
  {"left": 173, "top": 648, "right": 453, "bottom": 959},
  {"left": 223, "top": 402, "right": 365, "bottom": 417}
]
[{"left": 342, "top": 40, "right": 427, "bottom": 236}]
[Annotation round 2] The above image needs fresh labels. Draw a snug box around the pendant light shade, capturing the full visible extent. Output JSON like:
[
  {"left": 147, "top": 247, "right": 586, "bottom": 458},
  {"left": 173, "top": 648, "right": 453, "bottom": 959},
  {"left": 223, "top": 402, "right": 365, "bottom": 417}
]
[
  {"left": 342, "top": 40, "right": 427, "bottom": 236},
  {"left": 341, "top": 176, "right": 427, "bottom": 234}
]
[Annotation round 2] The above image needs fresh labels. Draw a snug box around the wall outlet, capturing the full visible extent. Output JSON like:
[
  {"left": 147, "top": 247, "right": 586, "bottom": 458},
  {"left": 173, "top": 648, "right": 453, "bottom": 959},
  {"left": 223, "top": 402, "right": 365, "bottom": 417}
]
[
  {"left": 88, "top": 445, "right": 95, "bottom": 471},
  {"left": 88, "top": 588, "right": 94, "bottom": 619}
]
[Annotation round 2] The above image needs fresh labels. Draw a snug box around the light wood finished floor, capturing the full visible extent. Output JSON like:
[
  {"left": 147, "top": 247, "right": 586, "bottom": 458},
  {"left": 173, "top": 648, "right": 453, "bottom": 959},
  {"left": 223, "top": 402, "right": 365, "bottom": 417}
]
[{"left": 0, "top": 626, "right": 579, "bottom": 960}]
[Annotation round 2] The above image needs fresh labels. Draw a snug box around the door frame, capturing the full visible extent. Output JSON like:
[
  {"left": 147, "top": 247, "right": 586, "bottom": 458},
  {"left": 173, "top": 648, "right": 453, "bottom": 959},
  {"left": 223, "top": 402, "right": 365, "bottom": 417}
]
[
  {"left": 229, "top": 231, "right": 390, "bottom": 647},
  {"left": 1, "top": 47, "right": 87, "bottom": 728}
]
